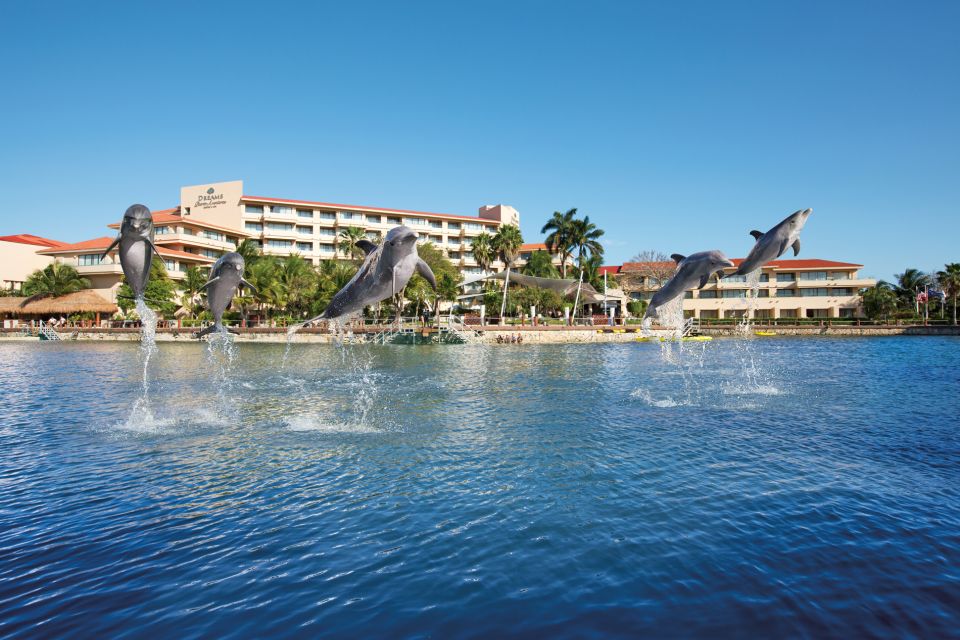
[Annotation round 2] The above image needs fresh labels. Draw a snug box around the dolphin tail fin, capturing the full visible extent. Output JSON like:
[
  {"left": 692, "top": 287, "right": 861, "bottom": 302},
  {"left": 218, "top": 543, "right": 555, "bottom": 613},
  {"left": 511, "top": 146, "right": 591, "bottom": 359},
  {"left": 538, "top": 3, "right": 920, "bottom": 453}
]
[
  {"left": 195, "top": 324, "right": 219, "bottom": 339},
  {"left": 100, "top": 234, "right": 121, "bottom": 261},
  {"left": 227, "top": 327, "right": 240, "bottom": 335}
]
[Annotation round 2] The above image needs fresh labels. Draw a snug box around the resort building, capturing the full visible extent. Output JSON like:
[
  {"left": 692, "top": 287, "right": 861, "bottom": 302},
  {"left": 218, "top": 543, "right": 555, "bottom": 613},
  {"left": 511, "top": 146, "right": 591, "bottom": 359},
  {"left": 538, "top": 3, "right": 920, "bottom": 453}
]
[
  {"left": 10, "top": 180, "right": 522, "bottom": 303},
  {"left": 606, "top": 258, "right": 876, "bottom": 319},
  {"left": 514, "top": 243, "right": 577, "bottom": 273},
  {"left": 0, "top": 234, "right": 66, "bottom": 292}
]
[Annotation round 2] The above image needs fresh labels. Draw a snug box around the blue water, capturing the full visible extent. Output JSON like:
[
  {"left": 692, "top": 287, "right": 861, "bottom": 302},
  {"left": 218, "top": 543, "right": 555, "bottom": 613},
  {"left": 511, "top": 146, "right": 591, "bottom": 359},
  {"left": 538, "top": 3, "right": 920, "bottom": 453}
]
[{"left": 1, "top": 338, "right": 958, "bottom": 638}]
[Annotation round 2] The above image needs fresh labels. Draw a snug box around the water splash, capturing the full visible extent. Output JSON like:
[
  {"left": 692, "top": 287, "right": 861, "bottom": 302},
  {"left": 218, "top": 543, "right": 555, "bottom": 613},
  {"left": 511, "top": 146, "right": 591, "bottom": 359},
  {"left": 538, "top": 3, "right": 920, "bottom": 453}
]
[
  {"left": 130, "top": 297, "right": 158, "bottom": 422},
  {"left": 735, "top": 270, "right": 762, "bottom": 336},
  {"left": 205, "top": 330, "right": 238, "bottom": 410}
]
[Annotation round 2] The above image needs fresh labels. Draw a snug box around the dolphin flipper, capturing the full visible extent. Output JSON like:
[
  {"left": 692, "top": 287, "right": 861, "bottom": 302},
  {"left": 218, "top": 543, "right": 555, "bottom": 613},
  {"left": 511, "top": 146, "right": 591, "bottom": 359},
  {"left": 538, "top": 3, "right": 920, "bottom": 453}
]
[
  {"left": 146, "top": 238, "right": 163, "bottom": 260},
  {"left": 100, "top": 235, "right": 121, "bottom": 261},
  {"left": 792, "top": 239, "right": 801, "bottom": 256},
  {"left": 698, "top": 274, "right": 711, "bottom": 289},
  {"left": 355, "top": 240, "right": 378, "bottom": 255},
  {"left": 240, "top": 278, "right": 258, "bottom": 295},
  {"left": 198, "top": 276, "right": 221, "bottom": 293},
  {"left": 749, "top": 230, "right": 763, "bottom": 240},
  {"left": 416, "top": 259, "right": 437, "bottom": 289},
  {"left": 778, "top": 238, "right": 790, "bottom": 257}
]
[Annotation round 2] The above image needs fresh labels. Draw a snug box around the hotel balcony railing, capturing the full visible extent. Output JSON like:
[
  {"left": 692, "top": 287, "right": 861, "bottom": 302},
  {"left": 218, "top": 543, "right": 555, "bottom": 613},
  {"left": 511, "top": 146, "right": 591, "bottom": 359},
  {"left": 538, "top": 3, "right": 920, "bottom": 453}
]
[{"left": 156, "top": 232, "right": 236, "bottom": 251}]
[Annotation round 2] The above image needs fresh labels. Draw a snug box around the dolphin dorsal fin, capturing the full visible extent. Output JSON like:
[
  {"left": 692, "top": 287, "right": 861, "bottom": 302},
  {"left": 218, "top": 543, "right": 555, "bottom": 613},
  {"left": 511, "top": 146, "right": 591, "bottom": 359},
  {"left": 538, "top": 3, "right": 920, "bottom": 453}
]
[
  {"left": 750, "top": 230, "right": 763, "bottom": 240},
  {"left": 355, "top": 239, "right": 377, "bottom": 255},
  {"left": 670, "top": 254, "right": 685, "bottom": 264}
]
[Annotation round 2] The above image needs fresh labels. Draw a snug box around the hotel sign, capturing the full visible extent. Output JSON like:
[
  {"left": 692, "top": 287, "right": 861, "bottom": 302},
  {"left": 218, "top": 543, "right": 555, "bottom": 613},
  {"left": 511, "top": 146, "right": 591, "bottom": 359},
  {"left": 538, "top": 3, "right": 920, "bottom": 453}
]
[
  {"left": 179, "top": 180, "right": 244, "bottom": 229},
  {"left": 193, "top": 186, "right": 227, "bottom": 211}
]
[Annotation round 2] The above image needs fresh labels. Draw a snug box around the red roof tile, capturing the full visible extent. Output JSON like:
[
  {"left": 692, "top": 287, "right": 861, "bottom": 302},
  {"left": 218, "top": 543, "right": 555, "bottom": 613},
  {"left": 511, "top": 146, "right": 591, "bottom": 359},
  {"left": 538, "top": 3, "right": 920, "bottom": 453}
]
[
  {"left": 0, "top": 233, "right": 66, "bottom": 248},
  {"left": 36, "top": 236, "right": 214, "bottom": 262},
  {"left": 615, "top": 258, "right": 863, "bottom": 272},
  {"left": 598, "top": 265, "right": 622, "bottom": 275},
  {"left": 242, "top": 195, "right": 500, "bottom": 223},
  {"left": 520, "top": 243, "right": 548, "bottom": 252}
]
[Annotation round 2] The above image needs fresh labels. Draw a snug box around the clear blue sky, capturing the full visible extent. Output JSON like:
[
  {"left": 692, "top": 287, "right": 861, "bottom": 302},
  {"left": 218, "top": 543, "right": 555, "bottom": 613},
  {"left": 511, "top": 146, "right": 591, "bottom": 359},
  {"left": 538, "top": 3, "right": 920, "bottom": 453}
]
[{"left": 1, "top": 1, "right": 957, "bottom": 281}]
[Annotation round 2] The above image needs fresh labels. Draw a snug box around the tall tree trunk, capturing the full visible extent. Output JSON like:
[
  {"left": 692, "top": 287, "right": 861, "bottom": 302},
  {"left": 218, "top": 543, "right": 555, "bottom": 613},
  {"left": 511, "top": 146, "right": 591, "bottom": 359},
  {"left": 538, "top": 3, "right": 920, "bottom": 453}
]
[{"left": 954, "top": 293, "right": 958, "bottom": 326}]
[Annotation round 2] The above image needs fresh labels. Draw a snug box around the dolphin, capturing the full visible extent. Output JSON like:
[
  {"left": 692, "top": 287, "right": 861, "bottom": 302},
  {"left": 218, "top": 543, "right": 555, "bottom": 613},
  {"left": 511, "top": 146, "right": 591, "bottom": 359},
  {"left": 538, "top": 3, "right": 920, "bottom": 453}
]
[
  {"left": 727, "top": 208, "right": 812, "bottom": 277},
  {"left": 100, "top": 204, "right": 163, "bottom": 299},
  {"left": 299, "top": 225, "right": 436, "bottom": 327},
  {"left": 196, "top": 252, "right": 257, "bottom": 338},
  {"left": 643, "top": 250, "right": 735, "bottom": 321}
]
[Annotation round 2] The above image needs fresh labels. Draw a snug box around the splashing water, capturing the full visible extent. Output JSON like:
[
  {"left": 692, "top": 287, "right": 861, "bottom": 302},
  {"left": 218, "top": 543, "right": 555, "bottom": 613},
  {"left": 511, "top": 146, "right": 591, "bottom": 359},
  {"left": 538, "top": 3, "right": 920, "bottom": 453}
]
[
  {"left": 641, "top": 295, "right": 685, "bottom": 341},
  {"left": 735, "top": 270, "right": 762, "bottom": 335},
  {"left": 127, "top": 297, "right": 158, "bottom": 424},
  {"left": 205, "top": 330, "right": 238, "bottom": 410}
]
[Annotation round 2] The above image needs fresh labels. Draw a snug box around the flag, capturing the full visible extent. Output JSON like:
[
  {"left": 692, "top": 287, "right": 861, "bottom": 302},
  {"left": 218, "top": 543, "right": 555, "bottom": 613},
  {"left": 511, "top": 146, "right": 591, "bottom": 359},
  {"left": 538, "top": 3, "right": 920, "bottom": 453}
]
[
  {"left": 928, "top": 289, "right": 946, "bottom": 301},
  {"left": 916, "top": 291, "right": 928, "bottom": 303}
]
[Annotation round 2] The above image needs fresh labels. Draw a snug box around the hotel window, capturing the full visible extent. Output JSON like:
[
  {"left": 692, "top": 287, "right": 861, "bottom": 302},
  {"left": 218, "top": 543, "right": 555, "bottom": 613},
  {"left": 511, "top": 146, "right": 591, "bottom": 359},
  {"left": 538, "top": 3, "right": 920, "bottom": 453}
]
[
  {"left": 830, "top": 271, "right": 849, "bottom": 280},
  {"left": 297, "top": 242, "right": 313, "bottom": 252},
  {"left": 464, "top": 252, "right": 474, "bottom": 260},
  {"left": 183, "top": 227, "right": 196, "bottom": 235},
  {"left": 776, "top": 273, "right": 796, "bottom": 282},
  {"left": 271, "top": 206, "right": 294, "bottom": 215},
  {"left": 296, "top": 226, "right": 312, "bottom": 235},
  {"left": 297, "top": 209, "right": 313, "bottom": 219},
  {"left": 520, "top": 253, "right": 531, "bottom": 260},
  {"left": 245, "top": 222, "right": 263, "bottom": 233},
  {"left": 77, "top": 254, "right": 102, "bottom": 266},
  {"left": 757, "top": 290, "right": 770, "bottom": 298},
  {"left": 447, "top": 237, "right": 459, "bottom": 245},
  {"left": 759, "top": 273, "right": 769, "bottom": 282},
  {"left": 340, "top": 211, "right": 361, "bottom": 221},
  {"left": 449, "top": 251, "right": 461, "bottom": 259},
  {"left": 431, "top": 235, "right": 443, "bottom": 243},
  {"left": 799, "top": 271, "right": 828, "bottom": 281},
  {"left": 722, "top": 289, "right": 747, "bottom": 298},
  {"left": 244, "top": 205, "right": 263, "bottom": 214},
  {"left": 724, "top": 274, "right": 747, "bottom": 282},
  {"left": 320, "top": 212, "right": 336, "bottom": 221},
  {"left": 367, "top": 215, "right": 381, "bottom": 224},
  {"left": 780, "top": 309, "right": 799, "bottom": 318},
  {"left": 386, "top": 216, "right": 401, "bottom": 225},
  {"left": 365, "top": 231, "right": 380, "bottom": 241},
  {"left": 318, "top": 229, "right": 336, "bottom": 237},
  {"left": 164, "top": 260, "right": 176, "bottom": 271},
  {"left": 429, "top": 221, "right": 442, "bottom": 229},
  {"left": 267, "top": 239, "right": 293, "bottom": 249},
  {"left": 405, "top": 217, "right": 426, "bottom": 226},
  {"left": 465, "top": 222, "right": 482, "bottom": 232},
  {"left": 179, "top": 263, "right": 188, "bottom": 272},
  {"left": 201, "top": 249, "right": 221, "bottom": 259},
  {"left": 266, "top": 223, "right": 294, "bottom": 232},
  {"left": 777, "top": 289, "right": 795, "bottom": 297},
  {"left": 800, "top": 288, "right": 831, "bottom": 297},
  {"left": 448, "top": 222, "right": 461, "bottom": 231},
  {"left": 319, "top": 243, "right": 335, "bottom": 253},
  {"left": 155, "top": 226, "right": 171, "bottom": 235},
  {"left": 202, "top": 230, "right": 225, "bottom": 241},
  {"left": 683, "top": 291, "right": 693, "bottom": 299},
  {"left": 698, "top": 290, "right": 717, "bottom": 299}
]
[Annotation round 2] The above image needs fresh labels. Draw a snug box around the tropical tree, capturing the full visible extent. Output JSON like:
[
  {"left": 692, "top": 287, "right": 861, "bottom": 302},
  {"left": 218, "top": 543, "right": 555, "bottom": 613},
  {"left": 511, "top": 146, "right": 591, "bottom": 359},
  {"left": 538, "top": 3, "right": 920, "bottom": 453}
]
[
  {"left": 936, "top": 262, "right": 960, "bottom": 325},
  {"left": 861, "top": 281, "right": 898, "bottom": 322},
  {"left": 491, "top": 224, "right": 524, "bottom": 320},
  {"left": 573, "top": 253, "right": 606, "bottom": 291},
  {"left": 470, "top": 232, "right": 495, "bottom": 274},
  {"left": 522, "top": 250, "right": 560, "bottom": 278},
  {"left": 275, "top": 254, "right": 318, "bottom": 319},
  {"left": 21, "top": 260, "right": 91, "bottom": 302},
  {"left": 312, "top": 260, "right": 358, "bottom": 317},
  {"left": 541, "top": 208, "right": 577, "bottom": 278},
  {"left": 116, "top": 257, "right": 177, "bottom": 316},
  {"left": 628, "top": 249, "right": 676, "bottom": 288},
  {"left": 893, "top": 268, "right": 931, "bottom": 312},
  {"left": 337, "top": 226, "right": 369, "bottom": 262},
  {"left": 236, "top": 238, "right": 262, "bottom": 266},
  {"left": 245, "top": 256, "right": 281, "bottom": 321},
  {"left": 568, "top": 215, "right": 605, "bottom": 269},
  {"left": 180, "top": 265, "right": 208, "bottom": 319}
]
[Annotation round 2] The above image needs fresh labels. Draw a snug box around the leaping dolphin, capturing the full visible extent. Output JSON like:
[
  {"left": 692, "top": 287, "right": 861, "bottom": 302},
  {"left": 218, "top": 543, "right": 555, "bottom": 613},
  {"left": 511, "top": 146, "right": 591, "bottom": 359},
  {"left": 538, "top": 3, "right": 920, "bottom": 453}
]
[
  {"left": 196, "top": 252, "right": 257, "bottom": 339},
  {"left": 100, "top": 204, "right": 163, "bottom": 299},
  {"left": 643, "top": 250, "right": 735, "bottom": 322},
  {"left": 298, "top": 225, "right": 436, "bottom": 327},
  {"left": 727, "top": 208, "right": 812, "bottom": 277}
]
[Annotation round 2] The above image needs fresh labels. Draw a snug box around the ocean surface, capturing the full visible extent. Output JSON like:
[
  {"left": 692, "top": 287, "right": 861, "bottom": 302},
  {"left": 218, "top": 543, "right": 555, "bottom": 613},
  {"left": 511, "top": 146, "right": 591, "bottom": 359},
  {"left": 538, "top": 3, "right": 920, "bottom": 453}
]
[{"left": 0, "top": 337, "right": 958, "bottom": 638}]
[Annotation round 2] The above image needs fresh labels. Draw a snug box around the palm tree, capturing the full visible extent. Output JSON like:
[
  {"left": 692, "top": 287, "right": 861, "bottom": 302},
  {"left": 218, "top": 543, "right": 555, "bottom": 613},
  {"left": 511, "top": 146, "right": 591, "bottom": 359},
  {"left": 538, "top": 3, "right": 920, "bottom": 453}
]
[
  {"left": 568, "top": 215, "right": 605, "bottom": 269},
  {"left": 275, "top": 254, "right": 318, "bottom": 319},
  {"left": 936, "top": 263, "right": 960, "bottom": 325},
  {"left": 337, "top": 226, "right": 368, "bottom": 262},
  {"left": 541, "top": 208, "right": 576, "bottom": 278},
  {"left": 180, "top": 266, "right": 208, "bottom": 319},
  {"left": 522, "top": 250, "right": 560, "bottom": 278},
  {"left": 492, "top": 224, "right": 523, "bottom": 321},
  {"left": 21, "top": 260, "right": 91, "bottom": 302},
  {"left": 894, "top": 268, "right": 931, "bottom": 313},
  {"left": 471, "top": 232, "right": 495, "bottom": 274},
  {"left": 861, "top": 281, "right": 898, "bottom": 321},
  {"left": 236, "top": 238, "right": 262, "bottom": 265},
  {"left": 246, "top": 257, "right": 280, "bottom": 322}
]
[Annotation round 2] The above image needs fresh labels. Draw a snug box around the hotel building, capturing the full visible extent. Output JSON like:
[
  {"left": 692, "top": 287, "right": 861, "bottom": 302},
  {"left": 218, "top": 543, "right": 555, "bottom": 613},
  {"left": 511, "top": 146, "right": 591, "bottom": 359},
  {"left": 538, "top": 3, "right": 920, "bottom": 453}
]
[
  {"left": 19, "top": 180, "right": 521, "bottom": 303},
  {"left": 605, "top": 258, "right": 876, "bottom": 319}
]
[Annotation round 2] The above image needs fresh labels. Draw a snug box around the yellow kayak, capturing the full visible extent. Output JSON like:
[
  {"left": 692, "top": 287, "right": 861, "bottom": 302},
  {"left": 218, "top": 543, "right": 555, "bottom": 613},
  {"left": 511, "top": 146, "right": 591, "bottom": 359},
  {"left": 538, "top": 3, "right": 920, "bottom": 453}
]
[{"left": 754, "top": 331, "right": 777, "bottom": 336}]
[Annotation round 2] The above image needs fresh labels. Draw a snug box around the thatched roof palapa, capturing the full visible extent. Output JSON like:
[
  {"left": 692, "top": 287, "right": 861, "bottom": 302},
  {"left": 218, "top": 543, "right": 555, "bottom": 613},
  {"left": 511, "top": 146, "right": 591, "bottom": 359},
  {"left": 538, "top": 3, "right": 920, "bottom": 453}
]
[{"left": 0, "top": 290, "right": 118, "bottom": 316}]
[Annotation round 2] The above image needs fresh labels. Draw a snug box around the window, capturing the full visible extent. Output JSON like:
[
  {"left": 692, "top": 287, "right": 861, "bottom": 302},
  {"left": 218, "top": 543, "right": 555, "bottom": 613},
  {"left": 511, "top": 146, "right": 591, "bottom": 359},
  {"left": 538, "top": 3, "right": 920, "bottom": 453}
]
[
  {"left": 320, "top": 212, "right": 336, "bottom": 221},
  {"left": 780, "top": 309, "right": 798, "bottom": 318},
  {"left": 832, "top": 288, "right": 852, "bottom": 296},
  {"left": 777, "top": 288, "right": 795, "bottom": 297},
  {"left": 405, "top": 217, "right": 426, "bottom": 226},
  {"left": 800, "top": 288, "right": 830, "bottom": 297},
  {"left": 179, "top": 263, "right": 188, "bottom": 272},
  {"left": 447, "top": 237, "right": 460, "bottom": 245},
  {"left": 700, "top": 310, "right": 719, "bottom": 319},
  {"left": 340, "top": 211, "right": 361, "bottom": 221},
  {"left": 202, "top": 230, "right": 224, "bottom": 241},
  {"left": 297, "top": 242, "right": 313, "bottom": 252},
  {"left": 724, "top": 274, "right": 747, "bottom": 282},
  {"left": 245, "top": 222, "right": 263, "bottom": 233},
  {"left": 830, "top": 271, "right": 849, "bottom": 280},
  {"left": 319, "top": 228, "right": 335, "bottom": 237},
  {"left": 296, "top": 226, "right": 312, "bottom": 235},
  {"left": 448, "top": 222, "right": 461, "bottom": 231},
  {"left": 319, "top": 243, "right": 335, "bottom": 253},
  {"left": 464, "top": 252, "right": 474, "bottom": 260},
  {"left": 164, "top": 260, "right": 176, "bottom": 271},
  {"left": 431, "top": 235, "right": 443, "bottom": 243},
  {"left": 759, "top": 273, "right": 769, "bottom": 282},
  {"left": 757, "top": 289, "right": 770, "bottom": 298},
  {"left": 698, "top": 290, "right": 717, "bottom": 299},
  {"left": 683, "top": 291, "right": 693, "bottom": 299},
  {"left": 839, "top": 308, "right": 857, "bottom": 318},
  {"left": 267, "top": 239, "right": 293, "bottom": 249},
  {"left": 201, "top": 249, "right": 221, "bottom": 258},
  {"left": 244, "top": 205, "right": 263, "bottom": 214},
  {"left": 386, "top": 216, "right": 401, "bottom": 225},
  {"left": 722, "top": 289, "right": 747, "bottom": 298},
  {"left": 799, "top": 271, "right": 828, "bottom": 280},
  {"left": 78, "top": 254, "right": 102, "bottom": 266},
  {"left": 777, "top": 273, "right": 796, "bottom": 282},
  {"left": 365, "top": 231, "right": 380, "bottom": 241},
  {"left": 449, "top": 251, "right": 461, "bottom": 259},
  {"left": 429, "top": 221, "right": 442, "bottom": 229},
  {"left": 465, "top": 222, "right": 482, "bottom": 231},
  {"left": 271, "top": 206, "right": 293, "bottom": 215},
  {"left": 520, "top": 253, "right": 531, "bottom": 260},
  {"left": 155, "top": 226, "right": 172, "bottom": 235},
  {"left": 297, "top": 209, "right": 313, "bottom": 219},
  {"left": 183, "top": 227, "right": 195, "bottom": 235},
  {"left": 266, "top": 223, "right": 294, "bottom": 232}
]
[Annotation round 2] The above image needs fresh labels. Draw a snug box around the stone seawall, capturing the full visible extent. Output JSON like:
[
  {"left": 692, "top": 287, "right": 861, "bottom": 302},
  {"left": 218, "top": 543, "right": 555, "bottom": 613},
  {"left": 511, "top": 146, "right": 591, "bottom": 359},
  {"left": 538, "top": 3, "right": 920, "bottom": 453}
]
[{"left": 2, "top": 325, "right": 958, "bottom": 344}]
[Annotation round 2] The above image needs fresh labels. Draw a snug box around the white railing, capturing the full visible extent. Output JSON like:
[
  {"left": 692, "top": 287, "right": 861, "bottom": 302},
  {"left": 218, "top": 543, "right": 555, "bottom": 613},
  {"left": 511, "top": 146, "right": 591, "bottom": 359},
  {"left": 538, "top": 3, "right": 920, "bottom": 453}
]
[
  {"left": 38, "top": 321, "right": 62, "bottom": 341},
  {"left": 446, "top": 315, "right": 482, "bottom": 343}
]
